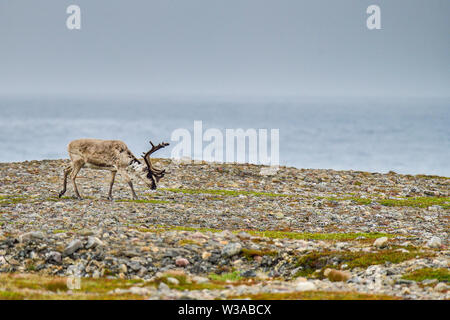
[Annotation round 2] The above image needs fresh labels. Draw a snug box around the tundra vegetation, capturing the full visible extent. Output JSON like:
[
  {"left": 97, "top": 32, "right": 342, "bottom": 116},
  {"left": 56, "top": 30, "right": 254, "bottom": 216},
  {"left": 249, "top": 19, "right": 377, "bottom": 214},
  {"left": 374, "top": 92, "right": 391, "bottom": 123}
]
[{"left": 0, "top": 159, "right": 448, "bottom": 300}]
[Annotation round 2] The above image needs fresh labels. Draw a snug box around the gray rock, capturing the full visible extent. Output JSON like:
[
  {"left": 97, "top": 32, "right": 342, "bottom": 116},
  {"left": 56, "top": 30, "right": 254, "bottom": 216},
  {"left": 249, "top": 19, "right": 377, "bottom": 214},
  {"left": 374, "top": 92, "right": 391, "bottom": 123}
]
[
  {"left": 46, "top": 251, "right": 62, "bottom": 264},
  {"left": 192, "top": 276, "right": 209, "bottom": 284},
  {"left": 426, "top": 237, "right": 442, "bottom": 248},
  {"left": 422, "top": 279, "right": 438, "bottom": 285},
  {"left": 295, "top": 281, "right": 316, "bottom": 291},
  {"left": 158, "top": 282, "right": 170, "bottom": 291},
  {"left": 166, "top": 277, "right": 179, "bottom": 285},
  {"left": 434, "top": 282, "right": 448, "bottom": 292},
  {"left": 396, "top": 279, "right": 415, "bottom": 285},
  {"left": 241, "top": 270, "right": 257, "bottom": 278},
  {"left": 221, "top": 243, "right": 242, "bottom": 257},
  {"left": 19, "top": 231, "right": 45, "bottom": 242},
  {"left": 85, "top": 236, "right": 104, "bottom": 249},
  {"left": 175, "top": 257, "right": 189, "bottom": 267},
  {"left": 373, "top": 237, "right": 388, "bottom": 248},
  {"left": 63, "top": 239, "right": 83, "bottom": 256}
]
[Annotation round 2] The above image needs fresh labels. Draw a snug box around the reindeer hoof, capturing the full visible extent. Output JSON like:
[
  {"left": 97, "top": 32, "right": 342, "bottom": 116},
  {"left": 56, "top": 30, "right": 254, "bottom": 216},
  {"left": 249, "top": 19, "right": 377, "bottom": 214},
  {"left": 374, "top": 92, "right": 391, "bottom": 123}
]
[
  {"left": 107, "top": 196, "right": 113, "bottom": 201},
  {"left": 58, "top": 192, "right": 64, "bottom": 198}
]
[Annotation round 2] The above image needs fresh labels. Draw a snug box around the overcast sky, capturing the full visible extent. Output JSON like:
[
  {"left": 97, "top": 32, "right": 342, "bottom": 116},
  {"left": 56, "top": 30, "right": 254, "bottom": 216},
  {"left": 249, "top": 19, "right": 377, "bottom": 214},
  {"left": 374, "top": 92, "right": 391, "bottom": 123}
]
[{"left": 0, "top": 0, "right": 449, "bottom": 98}]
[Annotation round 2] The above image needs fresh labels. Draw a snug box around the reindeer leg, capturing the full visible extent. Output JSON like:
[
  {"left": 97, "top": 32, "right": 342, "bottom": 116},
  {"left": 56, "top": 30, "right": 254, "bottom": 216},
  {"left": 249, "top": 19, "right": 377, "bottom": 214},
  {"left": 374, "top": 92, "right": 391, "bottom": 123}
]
[
  {"left": 120, "top": 170, "right": 138, "bottom": 200},
  {"left": 58, "top": 165, "right": 72, "bottom": 198},
  {"left": 107, "top": 171, "right": 117, "bottom": 200},
  {"left": 128, "top": 181, "right": 138, "bottom": 200},
  {"left": 70, "top": 160, "right": 84, "bottom": 200}
]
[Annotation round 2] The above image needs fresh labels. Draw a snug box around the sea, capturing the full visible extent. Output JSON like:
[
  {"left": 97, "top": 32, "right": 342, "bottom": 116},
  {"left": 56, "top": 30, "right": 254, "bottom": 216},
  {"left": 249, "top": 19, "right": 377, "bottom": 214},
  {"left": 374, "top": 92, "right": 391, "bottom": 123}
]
[{"left": 0, "top": 95, "right": 449, "bottom": 176}]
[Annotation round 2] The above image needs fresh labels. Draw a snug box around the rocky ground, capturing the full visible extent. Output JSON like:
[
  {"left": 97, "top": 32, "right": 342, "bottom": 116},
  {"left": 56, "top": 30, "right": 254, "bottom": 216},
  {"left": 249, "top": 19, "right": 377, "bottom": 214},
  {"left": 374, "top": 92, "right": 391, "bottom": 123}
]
[{"left": 0, "top": 159, "right": 448, "bottom": 300}]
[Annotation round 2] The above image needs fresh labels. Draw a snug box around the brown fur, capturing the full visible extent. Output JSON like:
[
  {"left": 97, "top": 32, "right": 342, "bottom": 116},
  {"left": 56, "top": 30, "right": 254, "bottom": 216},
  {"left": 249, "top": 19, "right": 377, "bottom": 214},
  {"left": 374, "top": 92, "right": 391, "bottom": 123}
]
[{"left": 58, "top": 139, "right": 159, "bottom": 200}]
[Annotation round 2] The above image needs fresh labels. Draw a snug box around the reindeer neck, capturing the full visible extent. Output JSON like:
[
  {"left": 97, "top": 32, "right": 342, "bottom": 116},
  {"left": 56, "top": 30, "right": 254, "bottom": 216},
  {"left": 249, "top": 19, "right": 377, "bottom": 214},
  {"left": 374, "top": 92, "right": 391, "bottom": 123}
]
[{"left": 127, "top": 158, "right": 146, "bottom": 173}]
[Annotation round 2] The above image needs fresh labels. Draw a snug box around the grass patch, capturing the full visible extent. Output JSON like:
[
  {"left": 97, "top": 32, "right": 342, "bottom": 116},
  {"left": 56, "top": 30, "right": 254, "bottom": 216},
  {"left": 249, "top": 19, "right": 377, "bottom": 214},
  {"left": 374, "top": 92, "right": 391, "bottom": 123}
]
[
  {"left": 52, "top": 229, "right": 67, "bottom": 234},
  {"left": 177, "top": 239, "right": 201, "bottom": 246},
  {"left": 0, "top": 273, "right": 147, "bottom": 300},
  {"left": 317, "top": 195, "right": 450, "bottom": 209},
  {"left": 402, "top": 268, "right": 450, "bottom": 282},
  {"left": 0, "top": 290, "right": 25, "bottom": 300},
  {"left": 241, "top": 248, "right": 278, "bottom": 260},
  {"left": 161, "top": 188, "right": 290, "bottom": 198},
  {"left": 378, "top": 197, "right": 450, "bottom": 209},
  {"left": 156, "top": 273, "right": 225, "bottom": 291},
  {"left": 415, "top": 174, "right": 450, "bottom": 180},
  {"left": 295, "top": 249, "right": 433, "bottom": 278},
  {"left": 245, "top": 230, "right": 394, "bottom": 241},
  {"left": 0, "top": 195, "right": 29, "bottom": 205},
  {"left": 134, "top": 224, "right": 396, "bottom": 242},
  {"left": 229, "top": 291, "right": 398, "bottom": 300},
  {"left": 115, "top": 199, "right": 171, "bottom": 204},
  {"left": 209, "top": 271, "right": 243, "bottom": 282}
]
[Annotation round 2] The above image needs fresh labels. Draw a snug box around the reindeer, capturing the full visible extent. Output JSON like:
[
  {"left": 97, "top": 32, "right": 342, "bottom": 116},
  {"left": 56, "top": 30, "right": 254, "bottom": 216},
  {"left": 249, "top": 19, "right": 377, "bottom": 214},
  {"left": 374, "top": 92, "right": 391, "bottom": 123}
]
[{"left": 58, "top": 139, "right": 169, "bottom": 200}]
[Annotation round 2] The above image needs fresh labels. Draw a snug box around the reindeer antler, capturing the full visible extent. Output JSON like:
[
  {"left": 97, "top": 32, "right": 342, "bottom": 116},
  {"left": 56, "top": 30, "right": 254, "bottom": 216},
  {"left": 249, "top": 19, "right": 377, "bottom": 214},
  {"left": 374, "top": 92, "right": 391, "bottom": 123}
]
[{"left": 142, "top": 141, "right": 169, "bottom": 177}]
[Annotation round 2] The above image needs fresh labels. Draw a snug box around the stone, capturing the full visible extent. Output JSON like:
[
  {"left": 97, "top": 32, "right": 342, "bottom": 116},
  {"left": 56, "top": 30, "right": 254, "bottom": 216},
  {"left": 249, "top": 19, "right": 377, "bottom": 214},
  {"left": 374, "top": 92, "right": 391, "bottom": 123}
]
[
  {"left": 241, "top": 270, "right": 256, "bottom": 278},
  {"left": 166, "top": 277, "right": 180, "bottom": 285},
  {"left": 63, "top": 239, "right": 83, "bottom": 256},
  {"left": 401, "top": 287, "right": 411, "bottom": 295},
  {"left": 295, "top": 281, "right": 316, "bottom": 291},
  {"left": 221, "top": 243, "right": 242, "bottom": 257},
  {"left": 273, "top": 212, "right": 284, "bottom": 219},
  {"left": 119, "top": 264, "right": 128, "bottom": 273},
  {"left": 426, "top": 237, "right": 442, "bottom": 249},
  {"left": 175, "top": 257, "right": 189, "bottom": 267},
  {"left": 129, "top": 287, "right": 150, "bottom": 295},
  {"left": 324, "top": 268, "right": 351, "bottom": 282},
  {"left": 202, "top": 251, "right": 212, "bottom": 260},
  {"left": 19, "top": 231, "right": 45, "bottom": 243},
  {"left": 85, "top": 236, "right": 104, "bottom": 249},
  {"left": 192, "top": 276, "right": 209, "bottom": 284},
  {"left": 422, "top": 279, "right": 438, "bottom": 285},
  {"left": 158, "top": 282, "right": 170, "bottom": 291},
  {"left": 373, "top": 237, "right": 388, "bottom": 248},
  {"left": 434, "top": 283, "right": 448, "bottom": 293},
  {"left": 46, "top": 251, "right": 62, "bottom": 264}
]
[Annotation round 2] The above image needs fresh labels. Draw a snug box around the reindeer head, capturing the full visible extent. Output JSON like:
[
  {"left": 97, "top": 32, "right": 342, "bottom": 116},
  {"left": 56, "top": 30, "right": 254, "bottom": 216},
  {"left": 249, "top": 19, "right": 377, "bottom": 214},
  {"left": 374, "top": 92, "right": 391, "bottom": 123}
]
[{"left": 141, "top": 141, "right": 169, "bottom": 190}]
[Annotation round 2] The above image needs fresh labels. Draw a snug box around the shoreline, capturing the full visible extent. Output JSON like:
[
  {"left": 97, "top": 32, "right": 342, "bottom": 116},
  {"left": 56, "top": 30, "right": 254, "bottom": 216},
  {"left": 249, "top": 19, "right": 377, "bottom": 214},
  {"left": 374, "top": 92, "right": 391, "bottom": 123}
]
[
  {"left": 0, "top": 159, "right": 448, "bottom": 299},
  {"left": 1, "top": 158, "right": 449, "bottom": 179}
]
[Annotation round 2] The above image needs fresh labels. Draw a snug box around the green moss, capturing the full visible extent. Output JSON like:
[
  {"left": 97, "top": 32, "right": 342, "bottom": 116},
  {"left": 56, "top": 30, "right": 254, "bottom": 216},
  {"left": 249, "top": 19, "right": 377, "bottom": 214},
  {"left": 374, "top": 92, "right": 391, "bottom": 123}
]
[
  {"left": 317, "top": 195, "right": 450, "bottom": 209},
  {"left": 0, "top": 290, "right": 25, "bottom": 300},
  {"left": 415, "top": 174, "right": 450, "bottom": 180},
  {"left": 177, "top": 239, "right": 201, "bottom": 246},
  {"left": 378, "top": 197, "right": 450, "bottom": 209},
  {"left": 52, "top": 229, "right": 67, "bottom": 234},
  {"left": 157, "top": 274, "right": 225, "bottom": 291},
  {"left": 402, "top": 268, "right": 450, "bottom": 282},
  {"left": 0, "top": 195, "right": 28, "bottom": 205},
  {"left": 209, "top": 271, "right": 243, "bottom": 282},
  {"left": 296, "top": 249, "right": 433, "bottom": 278},
  {"left": 134, "top": 224, "right": 396, "bottom": 241},
  {"left": 80, "top": 278, "right": 144, "bottom": 293},
  {"left": 115, "top": 199, "right": 170, "bottom": 204},
  {"left": 0, "top": 273, "right": 153, "bottom": 299},
  {"left": 161, "top": 188, "right": 290, "bottom": 198},
  {"left": 229, "top": 291, "right": 398, "bottom": 300},
  {"left": 245, "top": 230, "right": 395, "bottom": 241},
  {"left": 241, "top": 248, "right": 278, "bottom": 260}
]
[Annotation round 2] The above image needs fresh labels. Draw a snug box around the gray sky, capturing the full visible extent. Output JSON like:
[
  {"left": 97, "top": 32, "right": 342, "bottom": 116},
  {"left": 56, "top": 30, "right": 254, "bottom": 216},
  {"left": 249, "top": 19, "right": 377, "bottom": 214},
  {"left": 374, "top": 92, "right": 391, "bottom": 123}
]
[{"left": 0, "top": 0, "right": 449, "bottom": 97}]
